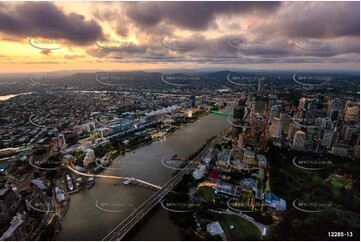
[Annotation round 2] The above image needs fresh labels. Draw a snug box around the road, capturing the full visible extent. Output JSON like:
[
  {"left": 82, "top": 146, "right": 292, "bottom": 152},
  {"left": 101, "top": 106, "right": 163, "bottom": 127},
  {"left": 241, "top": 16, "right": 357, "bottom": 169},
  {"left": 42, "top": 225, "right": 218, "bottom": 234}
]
[{"left": 103, "top": 128, "right": 231, "bottom": 241}]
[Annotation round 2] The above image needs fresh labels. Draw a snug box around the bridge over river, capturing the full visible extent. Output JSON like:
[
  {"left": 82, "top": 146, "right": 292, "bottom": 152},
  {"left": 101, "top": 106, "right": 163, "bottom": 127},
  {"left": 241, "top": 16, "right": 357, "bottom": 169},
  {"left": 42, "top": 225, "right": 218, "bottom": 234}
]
[
  {"left": 65, "top": 162, "right": 161, "bottom": 190},
  {"left": 102, "top": 128, "right": 230, "bottom": 241}
]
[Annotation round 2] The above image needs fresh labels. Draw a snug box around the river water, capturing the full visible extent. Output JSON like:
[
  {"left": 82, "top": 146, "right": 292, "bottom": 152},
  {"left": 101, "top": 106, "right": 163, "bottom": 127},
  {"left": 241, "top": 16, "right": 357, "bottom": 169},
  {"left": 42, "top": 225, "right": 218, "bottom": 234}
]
[
  {"left": 56, "top": 105, "right": 232, "bottom": 241},
  {"left": 0, "top": 93, "right": 32, "bottom": 101}
]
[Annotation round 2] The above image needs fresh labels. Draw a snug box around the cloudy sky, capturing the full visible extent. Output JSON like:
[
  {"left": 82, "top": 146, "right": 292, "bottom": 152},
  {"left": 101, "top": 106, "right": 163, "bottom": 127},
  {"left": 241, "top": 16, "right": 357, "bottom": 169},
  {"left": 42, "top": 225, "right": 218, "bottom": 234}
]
[{"left": 0, "top": 1, "right": 359, "bottom": 73}]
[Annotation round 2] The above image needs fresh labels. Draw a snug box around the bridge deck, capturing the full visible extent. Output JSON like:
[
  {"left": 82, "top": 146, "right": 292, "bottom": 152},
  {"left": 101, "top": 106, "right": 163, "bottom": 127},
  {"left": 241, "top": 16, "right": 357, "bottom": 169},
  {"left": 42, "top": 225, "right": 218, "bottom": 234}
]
[{"left": 66, "top": 163, "right": 161, "bottom": 190}]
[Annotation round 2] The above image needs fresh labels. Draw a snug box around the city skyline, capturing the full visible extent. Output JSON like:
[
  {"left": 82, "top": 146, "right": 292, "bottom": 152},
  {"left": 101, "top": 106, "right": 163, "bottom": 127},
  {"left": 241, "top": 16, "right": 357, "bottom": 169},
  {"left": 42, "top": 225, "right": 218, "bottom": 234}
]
[{"left": 0, "top": 1, "right": 359, "bottom": 241}]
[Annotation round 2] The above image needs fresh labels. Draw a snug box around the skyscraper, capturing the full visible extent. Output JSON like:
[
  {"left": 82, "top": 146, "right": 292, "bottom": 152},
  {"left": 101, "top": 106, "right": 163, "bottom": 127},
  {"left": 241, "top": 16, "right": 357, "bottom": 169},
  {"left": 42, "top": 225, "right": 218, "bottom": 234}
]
[
  {"left": 270, "top": 105, "right": 280, "bottom": 120},
  {"left": 322, "top": 130, "right": 334, "bottom": 147},
  {"left": 270, "top": 117, "right": 282, "bottom": 138},
  {"left": 293, "top": 130, "right": 306, "bottom": 150},
  {"left": 330, "top": 109, "right": 340, "bottom": 122},
  {"left": 344, "top": 102, "right": 360, "bottom": 123}
]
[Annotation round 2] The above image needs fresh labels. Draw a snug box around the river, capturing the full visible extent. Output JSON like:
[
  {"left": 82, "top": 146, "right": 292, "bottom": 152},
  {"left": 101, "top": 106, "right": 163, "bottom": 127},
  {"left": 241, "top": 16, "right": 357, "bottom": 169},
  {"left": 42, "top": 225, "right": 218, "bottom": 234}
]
[
  {"left": 0, "top": 93, "right": 32, "bottom": 101},
  {"left": 56, "top": 105, "right": 232, "bottom": 241}
]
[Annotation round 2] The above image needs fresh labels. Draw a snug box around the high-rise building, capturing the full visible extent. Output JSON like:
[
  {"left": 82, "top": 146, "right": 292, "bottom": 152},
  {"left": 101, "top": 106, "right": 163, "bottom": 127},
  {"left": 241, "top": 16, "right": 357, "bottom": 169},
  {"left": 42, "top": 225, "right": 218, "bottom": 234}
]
[
  {"left": 287, "top": 123, "right": 300, "bottom": 140},
  {"left": 280, "top": 113, "right": 292, "bottom": 133},
  {"left": 306, "top": 127, "right": 319, "bottom": 142},
  {"left": 233, "top": 99, "right": 246, "bottom": 121},
  {"left": 344, "top": 103, "right": 360, "bottom": 123},
  {"left": 64, "top": 131, "right": 79, "bottom": 146},
  {"left": 344, "top": 100, "right": 359, "bottom": 111},
  {"left": 293, "top": 130, "right": 306, "bottom": 150},
  {"left": 83, "top": 149, "right": 95, "bottom": 167},
  {"left": 321, "top": 117, "right": 333, "bottom": 130},
  {"left": 327, "top": 98, "right": 344, "bottom": 116},
  {"left": 270, "top": 105, "right": 280, "bottom": 120},
  {"left": 269, "top": 117, "right": 282, "bottom": 138},
  {"left": 232, "top": 95, "right": 247, "bottom": 138},
  {"left": 269, "top": 95, "right": 277, "bottom": 106},
  {"left": 322, "top": 130, "right": 334, "bottom": 147},
  {"left": 330, "top": 109, "right": 340, "bottom": 122},
  {"left": 344, "top": 126, "right": 359, "bottom": 142},
  {"left": 258, "top": 79, "right": 262, "bottom": 92},
  {"left": 253, "top": 100, "right": 265, "bottom": 114},
  {"left": 252, "top": 94, "right": 264, "bottom": 114},
  {"left": 58, "top": 133, "right": 67, "bottom": 148},
  {"left": 249, "top": 118, "right": 260, "bottom": 138},
  {"left": 81, "top": 122, "right": 96, "bottom": 132},
  {"left": 189, "top": 95, "right": 196, "bottom": 108},
  {"left": 238, "top": 132, "right": 244, "bottom": 149},
  {"left": 298, "top": 97, "right": 307, "bottom": 110}
]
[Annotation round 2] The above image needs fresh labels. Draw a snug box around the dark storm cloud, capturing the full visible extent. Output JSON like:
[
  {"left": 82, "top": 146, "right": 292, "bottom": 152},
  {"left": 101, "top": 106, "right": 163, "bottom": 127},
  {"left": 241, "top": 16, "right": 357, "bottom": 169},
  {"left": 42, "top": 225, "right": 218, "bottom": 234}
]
[
  {"left": 0, "top": 2, "right": 103, "bottom": 44},
  {"left": 86, "top": 33, "right": 359, "bottom": 66},
  {"left": 284, "top": 2, "right": 359, "bottom": 38},
  {"left": 251, "top": 2, "right": 359, "bottom": 39},
  {"left": 124, "top": 2, "right": 282, "bottom": 30},
  {"left": 115, "top": 24, "right": 129, "bottom": 37}
]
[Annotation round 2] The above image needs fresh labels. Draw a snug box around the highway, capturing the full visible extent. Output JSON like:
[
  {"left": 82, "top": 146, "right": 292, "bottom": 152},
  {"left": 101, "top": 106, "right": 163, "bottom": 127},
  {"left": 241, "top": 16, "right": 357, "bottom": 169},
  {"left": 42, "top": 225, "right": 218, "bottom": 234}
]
[{"left": 102, "top": 128, "right": 231, "bottom": 241}]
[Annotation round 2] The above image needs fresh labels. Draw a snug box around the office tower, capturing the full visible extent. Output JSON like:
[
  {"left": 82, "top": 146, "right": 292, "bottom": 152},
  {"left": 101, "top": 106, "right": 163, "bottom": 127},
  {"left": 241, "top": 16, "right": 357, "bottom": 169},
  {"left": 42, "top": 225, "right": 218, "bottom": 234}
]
[
  {"left": 321, "top": 117, "right": 333, "bottom": 130},
  {"left": 258, "top": 79, "right": 262, "bottom": 92},
  {"left": 83, "top": 149, "right": 95, "bottom": 166},
  {"left": 330, "top": 109, "right": 340, "bottom": 121},
  {"left": 232, "top": 94, "right": 247, "bottom": 138},
  {"left": 252, "top": 94, "right": 264, "bottom": 114},
  {"left": 344, "top": 126, "right": 358, "bottom": 142},
  {"left": 58, "top": 133, "right": 67, "bottom": 147},
  {"left": 270, "top": 105, "right": 280, "bottom": 120},
  {"left": 327, "top": 98, "right": 344, "bottom": 116},
  {"left": 298, "top": 97, "right": 307, "bottom": 110},
  {"left": 322, "top": 130, "right": 334, "bottom": 147},
  {"left": 280, "top": 113, "right": 292, "bottom": 133},
  {"left": 269, "top": 95, "right": 277, "bottom": 106},
  {"left": 233, "top": 98, "right": 246, "bottom": 122},
  {"left": 293, "top": 130, "right": 306, "bottom": 150},
  {"left": 287, "top": 123, "right": 299, "bottom": 140},
  {"left": 306, "top": 127, "right": 319, "bottom": 142},
  {"left": 344, "top": 102, "right": 360, "bottom": 123},
  {"left": 270, "top": 117, "right": 282, "bottom": 138},
  {"left": 189, "top": 95, "right": 196, "bottom": 108},
  {"left": 316, "top": 95, "right": 325, "bottom": 109}
]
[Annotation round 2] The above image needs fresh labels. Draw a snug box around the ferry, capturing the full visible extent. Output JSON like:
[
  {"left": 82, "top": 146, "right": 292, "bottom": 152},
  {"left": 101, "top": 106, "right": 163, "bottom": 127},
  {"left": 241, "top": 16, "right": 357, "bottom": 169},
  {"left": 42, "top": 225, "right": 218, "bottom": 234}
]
[
  {"left": 86, "top": 177, "right": 95, "bottom": 190},
  {"left": 123, "top": 179, "right": 132, "bottom": 185}
]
